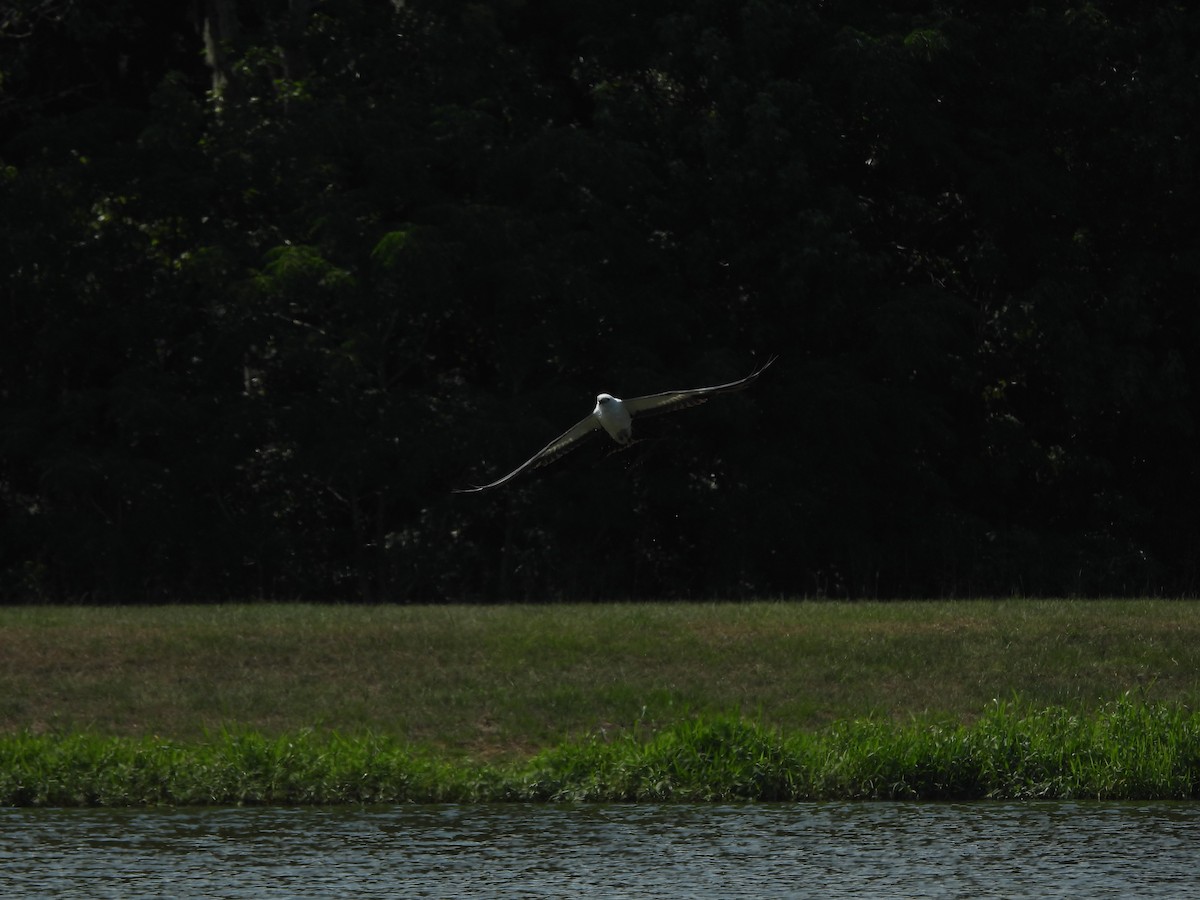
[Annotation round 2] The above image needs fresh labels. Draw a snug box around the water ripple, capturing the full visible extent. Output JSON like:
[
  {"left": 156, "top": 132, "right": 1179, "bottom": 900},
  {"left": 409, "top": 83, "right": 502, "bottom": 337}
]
[{"left": 3, "top": 802, "right": 1198, "bottom": 898}]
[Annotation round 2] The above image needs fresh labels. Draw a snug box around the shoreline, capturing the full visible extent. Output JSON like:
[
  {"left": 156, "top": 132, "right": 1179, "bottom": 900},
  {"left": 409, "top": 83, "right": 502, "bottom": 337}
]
[
  {"left": 3, "top": 600, "right": 1198, "bottom": 805},
  {"left": 3, "top": 698, "right": 1196, "bottom": 806}
]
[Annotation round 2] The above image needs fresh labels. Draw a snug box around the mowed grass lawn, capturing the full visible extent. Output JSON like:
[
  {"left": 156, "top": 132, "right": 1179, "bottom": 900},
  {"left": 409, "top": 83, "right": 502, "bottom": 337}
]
[{"left": 2, "top": 600, "right": 1198, "bottom": 759}]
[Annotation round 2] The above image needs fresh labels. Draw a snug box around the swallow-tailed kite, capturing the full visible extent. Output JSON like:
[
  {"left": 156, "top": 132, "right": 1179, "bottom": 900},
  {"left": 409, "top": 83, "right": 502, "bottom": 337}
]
[{"left": 454, "top": 356, "right": 776, "bottom": 493}]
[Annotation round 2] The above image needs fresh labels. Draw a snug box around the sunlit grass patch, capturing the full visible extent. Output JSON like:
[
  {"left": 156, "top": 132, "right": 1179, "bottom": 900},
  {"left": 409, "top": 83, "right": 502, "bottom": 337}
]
[
  {"left": 0, "top": 730, "right": 462, "bottom": 807},
  {"left": 2, "top": 697, "right": 1196, "bottom": 806},
  {"left": 510, "top": 695, "right": 1200, "bottom": 803},
  {"left": 2, "top": 600, "right": 1199, "bottom": 756}
]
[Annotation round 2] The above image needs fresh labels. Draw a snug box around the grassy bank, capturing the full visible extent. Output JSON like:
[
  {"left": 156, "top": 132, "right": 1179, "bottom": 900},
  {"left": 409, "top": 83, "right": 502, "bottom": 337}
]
[
  {"left": 2, "top": 600, "right": 1198, "bottom": 805},
  {"left": 3, "top": 600, "right": 1199, "bottom": 755},
  {"left": 2, "top": 698, "right": 1197, "bottom": 805}
]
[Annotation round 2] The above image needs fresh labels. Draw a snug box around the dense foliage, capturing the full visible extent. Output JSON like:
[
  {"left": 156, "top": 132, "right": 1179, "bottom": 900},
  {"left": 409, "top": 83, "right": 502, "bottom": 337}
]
[
  {"left": 4, "top": 700, "right": 1199, "bottom": 804},
  {"left": 3, "top": 1, "right": 1197, "bottom": 601}
]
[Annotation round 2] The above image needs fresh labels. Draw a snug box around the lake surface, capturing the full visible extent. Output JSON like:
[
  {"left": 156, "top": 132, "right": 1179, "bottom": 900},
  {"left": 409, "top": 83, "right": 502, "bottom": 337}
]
[{"left": 4, "top": 802, "right": 1198, "bottom": 898}]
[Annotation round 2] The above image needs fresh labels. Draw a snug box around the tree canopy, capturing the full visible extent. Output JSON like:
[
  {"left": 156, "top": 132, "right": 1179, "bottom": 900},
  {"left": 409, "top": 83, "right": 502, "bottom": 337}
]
[{"left": 3, "top": 1, "right": 1198, "bottom": 601}]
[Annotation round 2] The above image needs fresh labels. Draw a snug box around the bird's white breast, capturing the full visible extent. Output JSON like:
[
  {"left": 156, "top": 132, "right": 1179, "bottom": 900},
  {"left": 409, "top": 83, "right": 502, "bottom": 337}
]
[{"left": 594, "top": 394, "right": 633, "bottom": 444}]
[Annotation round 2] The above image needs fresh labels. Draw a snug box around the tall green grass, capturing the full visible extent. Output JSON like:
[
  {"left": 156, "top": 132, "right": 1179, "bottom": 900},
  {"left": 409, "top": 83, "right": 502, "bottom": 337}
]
[{"left": 3, "top": 696, "right": 1196, "bottom": 806}]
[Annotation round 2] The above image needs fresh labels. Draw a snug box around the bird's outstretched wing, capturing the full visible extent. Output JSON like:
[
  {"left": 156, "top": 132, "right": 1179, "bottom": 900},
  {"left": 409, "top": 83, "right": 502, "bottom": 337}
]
[
  {"left": 453, "top": 413, "right": 601, "bottom": 493},
  {"left": 623, "top": 355, "right": 777, "bottom": 418}
]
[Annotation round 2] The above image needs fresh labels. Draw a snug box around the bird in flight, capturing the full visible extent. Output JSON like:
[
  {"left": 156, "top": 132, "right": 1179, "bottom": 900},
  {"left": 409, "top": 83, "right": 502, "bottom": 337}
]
[{"left": 454, "top": 356, "right": 776, "bottom": 493}]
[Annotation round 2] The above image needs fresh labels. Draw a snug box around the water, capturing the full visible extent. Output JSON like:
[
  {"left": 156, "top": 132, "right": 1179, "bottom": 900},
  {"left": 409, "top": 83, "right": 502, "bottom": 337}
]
[{"left": 3, "top": 802, "right": 1197, "bottom": 898}]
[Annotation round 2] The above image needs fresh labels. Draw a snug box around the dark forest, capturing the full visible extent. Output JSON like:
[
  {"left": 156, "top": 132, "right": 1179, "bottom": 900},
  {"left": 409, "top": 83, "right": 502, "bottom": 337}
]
[{"left": 3, "top": 1, "right": 1198, "bottom": 601}]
